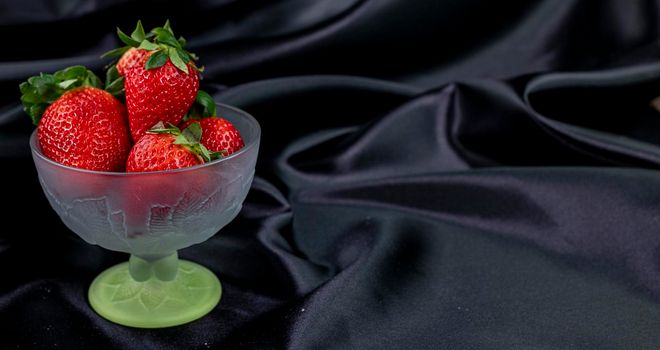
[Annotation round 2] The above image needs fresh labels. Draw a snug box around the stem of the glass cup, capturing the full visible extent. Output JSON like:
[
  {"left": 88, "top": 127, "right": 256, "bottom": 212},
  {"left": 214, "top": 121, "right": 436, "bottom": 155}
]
[{"left": 128, "top": 251, "right": 179, "bottom": 282}]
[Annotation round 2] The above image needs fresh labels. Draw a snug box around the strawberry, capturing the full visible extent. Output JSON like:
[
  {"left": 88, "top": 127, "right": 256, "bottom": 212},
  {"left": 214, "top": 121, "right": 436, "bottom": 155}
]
[
  {"left": 180, "top": 92, "right": 245, "bottom": 156},
  {"left": 126, "top": 122, "right": 222, "bottom": 172},
  {"left": 20, "top": 66, "right": 131, "bottom": 171},
  {"left": 125, "top": 52, "right": 199, "bottom": 141},
  {"left": 181, "top": 118, "right": 245, "bottom": 156},
  {"left": 104, "top": 20, "right": 200, "bottom": 142},
  {"left": 116, "top": 47, "right": 149, "bottom": 76}
]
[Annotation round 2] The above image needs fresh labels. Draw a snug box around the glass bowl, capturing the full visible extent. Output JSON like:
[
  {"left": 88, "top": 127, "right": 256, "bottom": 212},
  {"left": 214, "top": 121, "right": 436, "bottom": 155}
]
[{"left": 30, "top": 103, "right": 260, "bottom": 328}]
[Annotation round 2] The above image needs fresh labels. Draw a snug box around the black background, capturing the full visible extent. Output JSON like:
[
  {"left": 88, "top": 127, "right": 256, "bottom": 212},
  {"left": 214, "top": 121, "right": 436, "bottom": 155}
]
[{"left": 2, "top": 0, "right": 660, "bottom": 349}]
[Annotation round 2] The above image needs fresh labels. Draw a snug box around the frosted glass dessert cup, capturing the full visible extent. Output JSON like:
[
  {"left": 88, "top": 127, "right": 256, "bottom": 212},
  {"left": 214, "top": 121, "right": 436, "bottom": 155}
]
[{"left": 30, "top": 104, "right": 260, "bottom": 328}]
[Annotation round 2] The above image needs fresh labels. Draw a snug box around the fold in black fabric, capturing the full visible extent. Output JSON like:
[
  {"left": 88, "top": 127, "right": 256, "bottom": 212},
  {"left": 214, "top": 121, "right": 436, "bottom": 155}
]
[{"left": 2, "top": 1, "right": 660, "bottom": 349}]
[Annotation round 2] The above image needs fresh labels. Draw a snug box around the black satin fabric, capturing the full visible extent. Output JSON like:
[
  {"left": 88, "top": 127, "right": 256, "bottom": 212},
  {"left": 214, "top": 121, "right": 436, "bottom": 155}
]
[{"left": 3, "top": 1, "right": 660, "bottom": 349}]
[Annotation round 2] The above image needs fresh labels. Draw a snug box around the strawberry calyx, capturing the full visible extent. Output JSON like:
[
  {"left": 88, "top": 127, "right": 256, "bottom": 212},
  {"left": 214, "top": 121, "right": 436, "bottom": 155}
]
[
  {"left": 19, "top": 65, "right": 103, "bottom": 125},
  {"left": 183, "top": 90, "right": 218, "bottom": 122},
  {"left": 148, "top": 121, "right": 226, "bottom": 162},
  {"left": 103, "top": 20, "right": 199, "bottom": 76},
  {"left": 101, "top": 20, "right": 151, "bottom": 61}
]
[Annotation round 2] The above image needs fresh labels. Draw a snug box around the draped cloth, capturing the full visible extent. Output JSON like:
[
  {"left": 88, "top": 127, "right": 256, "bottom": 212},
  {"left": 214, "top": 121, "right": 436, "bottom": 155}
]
[{"left": 1, "top": 1, "right": 660, "bottom": 348}]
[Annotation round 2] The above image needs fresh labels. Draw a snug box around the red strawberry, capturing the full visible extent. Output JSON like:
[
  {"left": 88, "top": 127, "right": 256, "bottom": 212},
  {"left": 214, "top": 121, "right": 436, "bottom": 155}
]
[
  {"left": 180, "top": 90, "right": 245, "bottom": 155},
  {"left": 124, "top": 51, "right": 199, "bottom": 141},
  {"left": 20, "top": 66, "right": 131, "bottom": 171},
  {"left": 105, "top": 21, "right": 201, "bottom": 142},
  {"left": 126, "top": 122, "right": 221, "bottom": 172},
  {"left": 116, "top": 47, "right": 149, "bottom": 76},
  {"left": 126, "top": 133, "right": 201, "bottom": 172},
  {"left": 181, "top": 118, "right": 244, "bottom": 156}
]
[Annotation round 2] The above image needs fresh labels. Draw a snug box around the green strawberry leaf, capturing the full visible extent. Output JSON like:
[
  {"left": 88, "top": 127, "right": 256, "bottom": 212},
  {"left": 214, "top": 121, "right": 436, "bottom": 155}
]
[
  {"left": 176, "top": 48, "right": 191, "bottom": 64},
  {"left": 197, "top": 90, "right": 217, "bottom": 117},
  {"left": 28, "top": 105, "right": 47, "bottom": 123},
  {"left": 102, "top": 21, "right": 147, "bottom": 61},
  {"left": 19, "top": 82, "right": 38, "bottom": 103},
  {"left": 105, "top": 78, "right": 124, "bottom": 96},
  {"left": 153, "top": 28, "right": 180, "bottom": 48},
  {"left": 174, "top": 133, "right": 191, "bottom": 145},
  {"left": 185, "top": 142, "right": 210, "bottom": 162},
  {"left": 148, "top": 122, "right": 181, "bottom": 135},
  {"left": 105, "top": 66, "right": 125, "bottom": 97},
  {"left": 177, "top": 122, "right": 202, "bottom": 145},
  {"left": 138, "top": 40, "right": 159, "bottom": 51},
  {"left": 183, "top": 105, "right": 202, "bottom": 122},
  {"left": 145, "top": 49, "right": 168, "bottom": 70},
  {"left": 197, "top": 144, "right": 212, "bottom": 162},
  {"left": 117, "top": 27, "right": 140, "bottom": 47},
  {"left": 101, "top": 46, "right": 129, "bottom": 59},
  {"left": 209, "top": 148, "right": 228, "bottom": 159},
  {"left": 163, "top": 19, "right": 173, "bottom": 34},
  {"left": 131, "top": 20, "right": 146, "bottom": 42},
  {"left": 168, "top": 47, "right": 189, "bottom": 74},
  {"left": 89, "top": 73, "right": 103, "bottom": 89},
  {"left": 196, "top": 144, "right": 227, "bottom": 162},
  {"left": 106, "top": 65, "right": 120, "bottom": 85},
  {"left": 57, "top": 79, "right": 78, "bottom": 89},
  {"left": 54, "top": 65, "right": 86, "bottom": 81},
  {"left": 183, "top": 90, "right": 217, "bottom": 121}
]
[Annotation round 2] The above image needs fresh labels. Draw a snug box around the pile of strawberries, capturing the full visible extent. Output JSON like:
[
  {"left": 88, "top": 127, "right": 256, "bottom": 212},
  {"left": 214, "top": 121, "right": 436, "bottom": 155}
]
[{"left": 20, "top": 20, "right": 244, "bottom": 172}]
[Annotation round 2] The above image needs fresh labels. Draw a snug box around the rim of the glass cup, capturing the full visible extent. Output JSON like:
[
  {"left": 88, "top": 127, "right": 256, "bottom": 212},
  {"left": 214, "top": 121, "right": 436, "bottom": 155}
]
[{"left": 29, "top": 103, "right": 261, "bottom": 176}]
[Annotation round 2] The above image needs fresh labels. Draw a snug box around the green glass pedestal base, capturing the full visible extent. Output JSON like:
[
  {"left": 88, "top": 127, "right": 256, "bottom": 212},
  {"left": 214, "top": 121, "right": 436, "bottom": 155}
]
[{"left": 88, "top": 260, "right": 221, "bottom": 328}]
